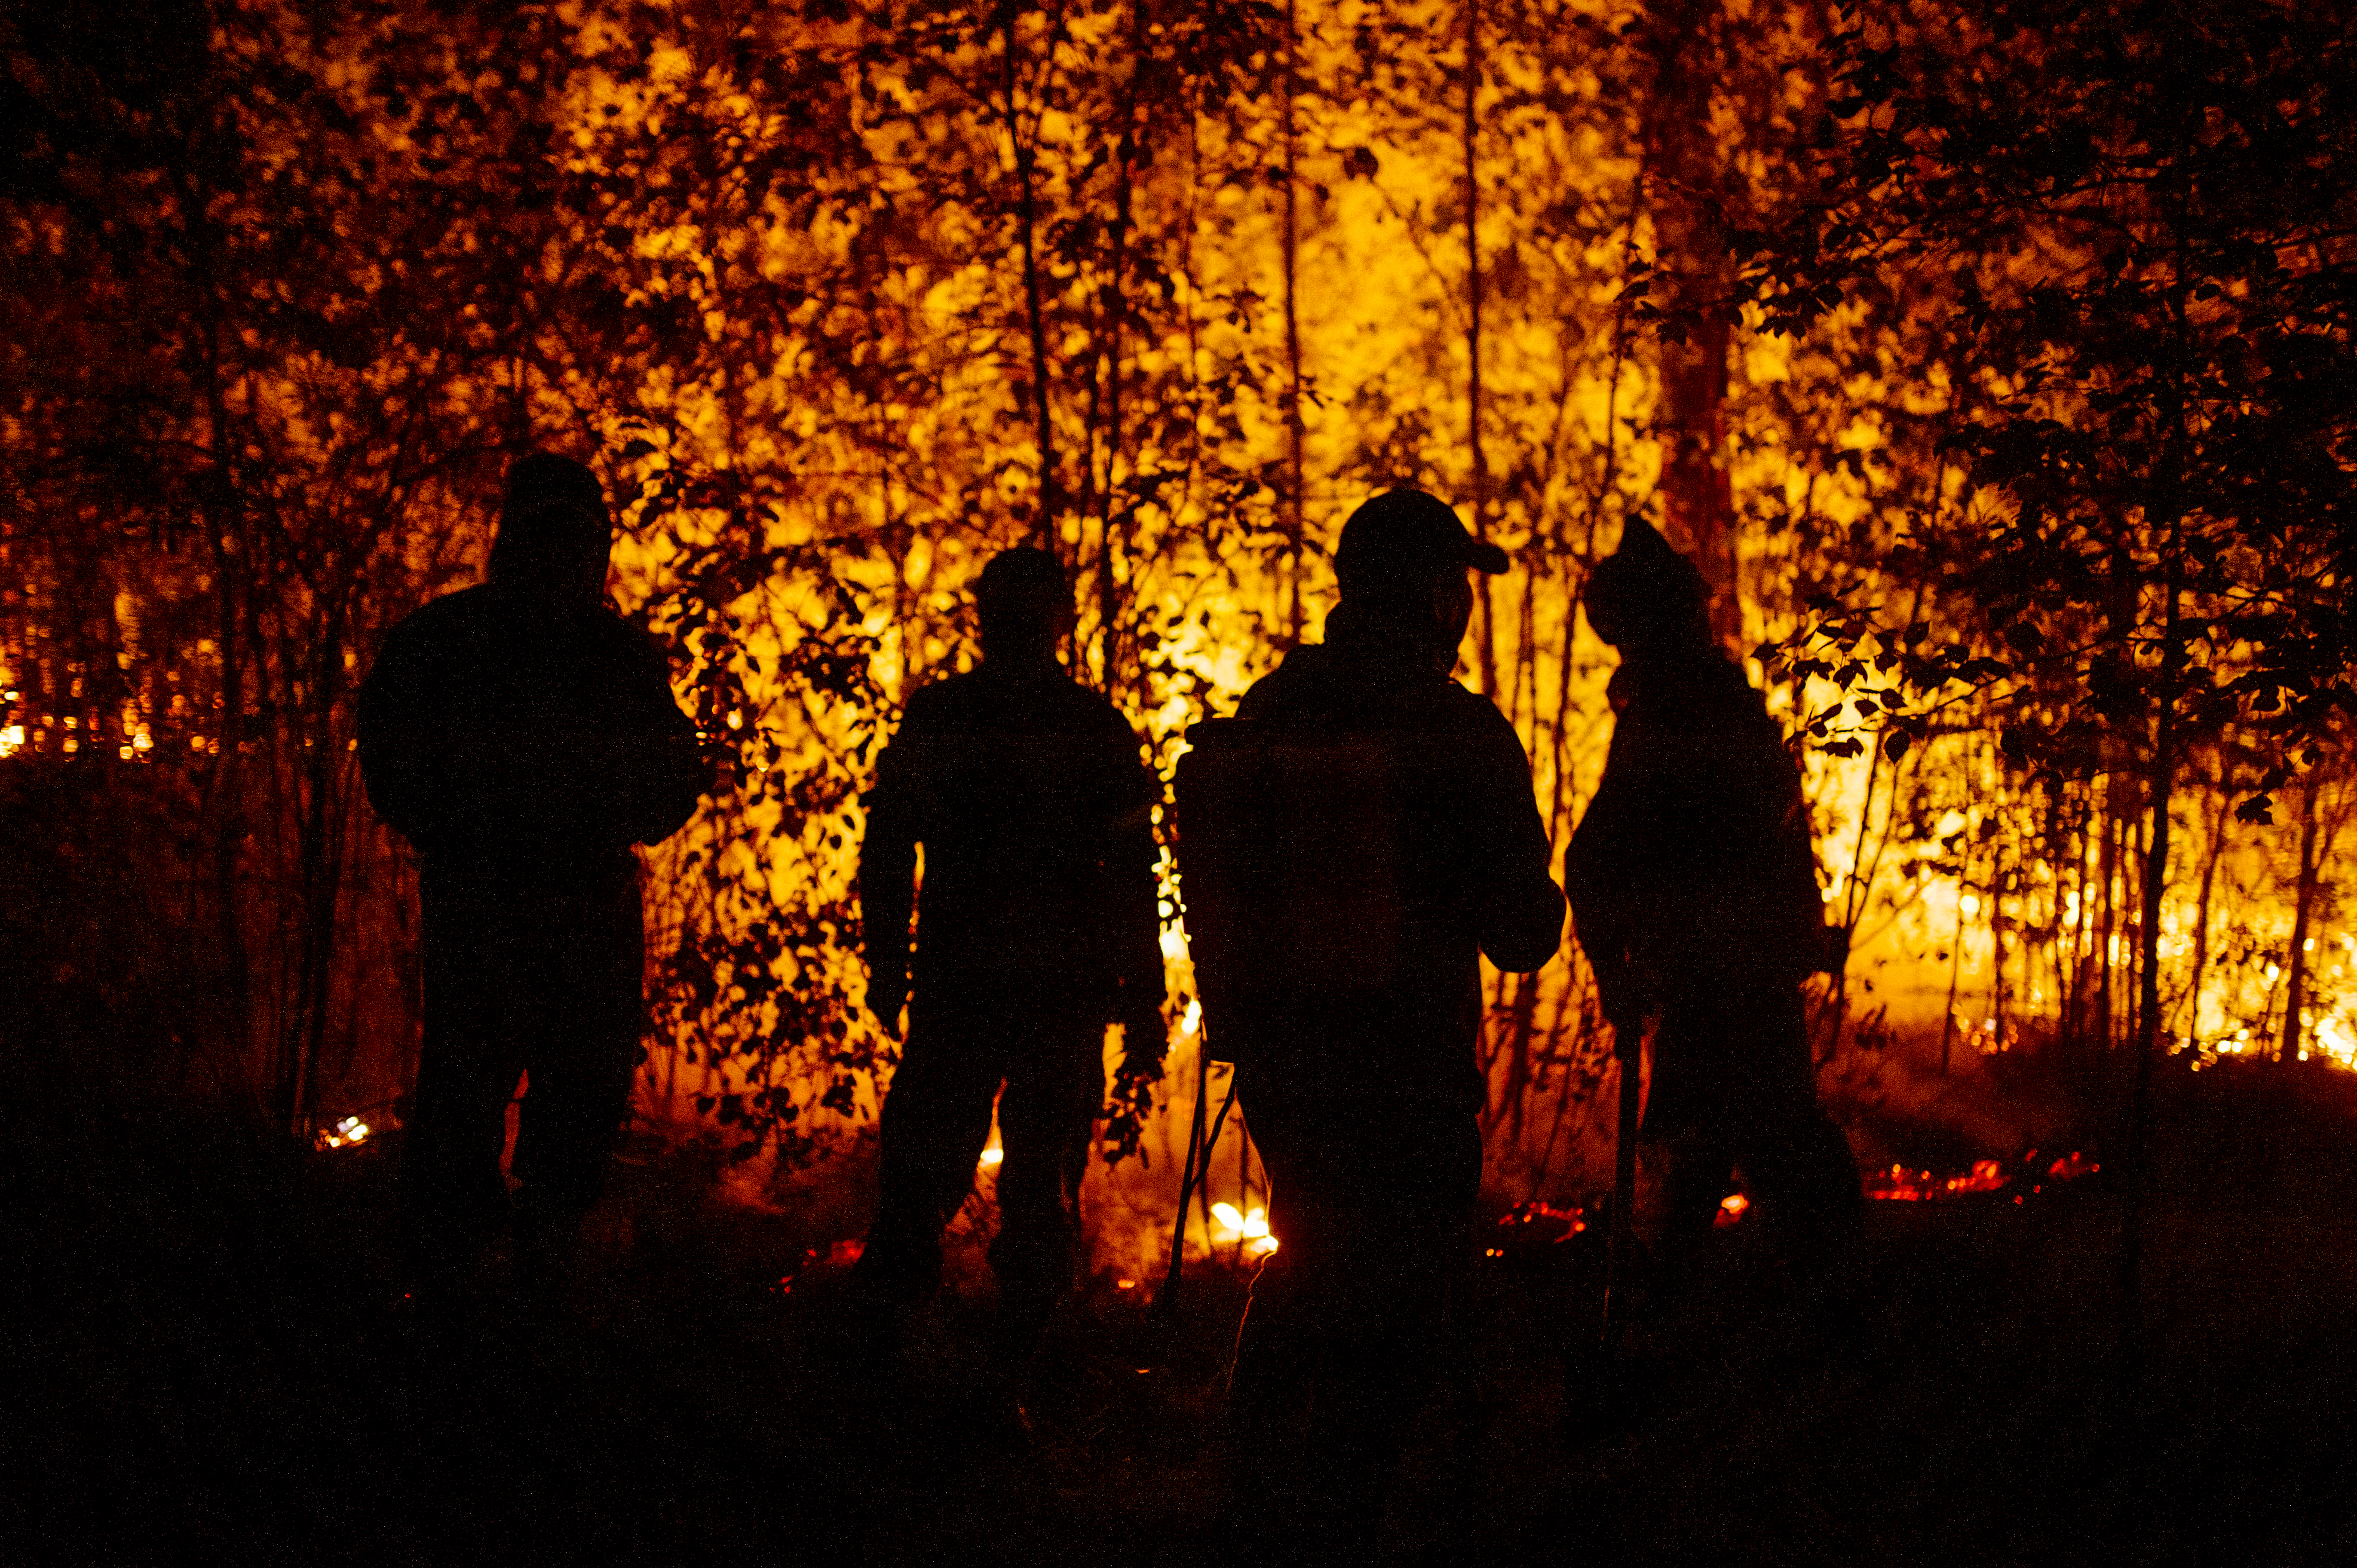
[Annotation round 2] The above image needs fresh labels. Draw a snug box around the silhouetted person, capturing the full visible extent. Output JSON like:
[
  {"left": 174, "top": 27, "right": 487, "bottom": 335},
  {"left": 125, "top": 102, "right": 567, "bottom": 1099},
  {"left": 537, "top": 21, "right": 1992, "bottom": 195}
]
[
  {"left": 853, "top": 547, "right": 1165, "bottom": 1358},
  {"left": 1191, "top": 490, "right": 1564, "bottom": 1563},
  {"left": 358, "top": 453, "right": 707, "bottom": 1297},
  {"left": 1565, "top": 519, "right": 1860, "bottom": 1306}
]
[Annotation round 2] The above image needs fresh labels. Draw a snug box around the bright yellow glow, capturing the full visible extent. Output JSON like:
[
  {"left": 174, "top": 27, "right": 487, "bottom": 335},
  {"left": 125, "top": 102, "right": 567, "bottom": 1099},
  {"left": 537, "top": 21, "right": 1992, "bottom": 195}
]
[{"left": 314, "top": 1115, "right": 370, "bottom": 1151}]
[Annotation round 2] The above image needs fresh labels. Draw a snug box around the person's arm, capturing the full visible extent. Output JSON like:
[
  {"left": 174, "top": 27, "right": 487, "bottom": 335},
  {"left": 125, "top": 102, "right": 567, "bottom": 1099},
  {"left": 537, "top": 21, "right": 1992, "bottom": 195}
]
[
  {"left": 1564, "top": 719, "right": 1667, "bottom": 1032},
  {"left": 614, "top": 632, "right": 710, "bottom": 847},
  {"left": 1469, "top": 711, "right": 1567, "bottom": 975},
  {"left": 1109, "top": 795, "right": 1168, "bottom": 1030},
  {"left": 857, "top": 723, "right": 920, "bottom": 1037},
  {"left": 355, "top": 616, "right": 440, "bottom": 853}
]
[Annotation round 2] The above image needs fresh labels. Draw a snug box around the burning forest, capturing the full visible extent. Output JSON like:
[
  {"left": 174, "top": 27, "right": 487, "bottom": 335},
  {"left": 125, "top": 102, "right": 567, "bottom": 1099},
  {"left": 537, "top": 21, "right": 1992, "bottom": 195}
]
[{"left": 5, "top": 1, "right": 2357, "bottom": 1562}]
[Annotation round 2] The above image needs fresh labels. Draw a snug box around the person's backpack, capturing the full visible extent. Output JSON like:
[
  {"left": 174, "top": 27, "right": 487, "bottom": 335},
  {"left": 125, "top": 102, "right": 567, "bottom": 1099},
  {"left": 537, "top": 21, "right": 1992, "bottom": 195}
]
[{"left": 1171, "top": 717, "right": 1412, "bottom": 1063}]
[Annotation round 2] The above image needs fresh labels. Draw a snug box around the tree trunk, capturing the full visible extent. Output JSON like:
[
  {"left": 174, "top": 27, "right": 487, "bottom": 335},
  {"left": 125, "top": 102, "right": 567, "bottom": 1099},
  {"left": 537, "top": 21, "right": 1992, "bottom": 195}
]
[
  {"left": 1462, "top": 0, "right": 1498, "bottom": 698},
  {"left": 1000, "top": 6, "right": 1058, "bottom": 552},
  {"left": 1280, "top": 0, "right": 1306, "bottom": 649},
  {"left": 1639, "top": 0, "right": 1738, "bottom": 649},
  {"left": 1940, "top": 874, "right": 1965, "bottom": 1074},
  {"left": 2279, "top": 777, "right": 2321, "bottom": 1065},
  {"left": 2121, "top": 539, "right": 2184, "bottom": 1364},
  {"left": 1094, "top": 7, "right": 1142, "bottom": 695},
  {"left": 1989, "top": 849, "right": 2008, "bottom": 1053},
  {"left": 2093, "top": 803, "right": 2118, "bottom": 1051},
  {"left": 2185, "top": 771, "right": 2233, "bottom": 1041}
]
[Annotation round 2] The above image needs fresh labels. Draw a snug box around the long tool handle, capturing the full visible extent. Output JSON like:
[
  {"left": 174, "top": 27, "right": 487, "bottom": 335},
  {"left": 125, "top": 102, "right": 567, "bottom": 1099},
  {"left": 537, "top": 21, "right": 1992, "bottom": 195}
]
[
  {"left": 1599, "top": 1021, "right": 1643, "bottom": 1351},
  {"left": 1156, "top": 1038, "right": 1213, "bottom": 1314}
]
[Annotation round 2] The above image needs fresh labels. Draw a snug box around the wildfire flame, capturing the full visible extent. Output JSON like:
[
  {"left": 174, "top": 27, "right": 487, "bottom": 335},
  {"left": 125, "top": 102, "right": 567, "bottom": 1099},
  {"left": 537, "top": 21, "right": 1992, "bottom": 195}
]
[
  {"left": 1210, "top": 1201, "right": 1278, "bottom": 1256},
  {"left": 313, "top": 1115, "right": 369, "bottom": 1151}
]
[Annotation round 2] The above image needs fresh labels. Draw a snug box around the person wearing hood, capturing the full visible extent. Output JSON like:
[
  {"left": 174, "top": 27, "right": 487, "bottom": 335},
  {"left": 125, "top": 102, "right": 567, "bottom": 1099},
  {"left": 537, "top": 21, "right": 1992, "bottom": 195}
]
[
  {"left": 1208, "top": 488, "right": 1564, "bottom": 1560},
  {"left": 358, "top": 452, "right": 708, "bottom": 1299},
  {"left": 1565, "top": 519, "right": 1860, "bottom": 1306}
]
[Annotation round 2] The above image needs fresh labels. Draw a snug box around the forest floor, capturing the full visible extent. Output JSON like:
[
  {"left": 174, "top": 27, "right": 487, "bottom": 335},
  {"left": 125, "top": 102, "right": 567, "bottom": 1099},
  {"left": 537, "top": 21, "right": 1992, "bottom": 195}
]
[{"left": 7, "top": 1057, "right": 2357, "bottom": 1568}]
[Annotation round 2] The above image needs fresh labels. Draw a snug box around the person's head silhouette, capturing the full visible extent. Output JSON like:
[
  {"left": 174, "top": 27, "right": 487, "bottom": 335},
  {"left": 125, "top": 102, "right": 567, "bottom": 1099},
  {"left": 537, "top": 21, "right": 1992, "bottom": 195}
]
[
  {"left": 1581, "top": 519, "right": 1712, "bottom": 659},
  {"left": 1332, "top": 489, "right": 1508, "bottom": 674},
  {"left": 490, "top": 453, "right": 613, "bottom": 607},
  {"left": 974, "top": 546, "right": 1070, "bottom": 665}
]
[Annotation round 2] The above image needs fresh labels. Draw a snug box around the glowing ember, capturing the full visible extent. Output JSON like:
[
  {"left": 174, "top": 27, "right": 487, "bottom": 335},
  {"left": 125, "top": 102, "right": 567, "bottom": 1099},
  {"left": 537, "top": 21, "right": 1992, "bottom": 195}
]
[
  {"left": 1862, "top": 1154, "right": 2090, "bottom": 1203},
  {"left": 1496, "top": 1199, "right": 1585, "bottom": 1235},
  {"left": 1484, "top": 1200, "right": 1586, "bottom": 1260},
  {"left": 1953, "top": 1159, "right": 2007, "bottom": 1193},
  {"left": 1865, "top": 1165, "right": 1942, "bottom": 1201},
  {"left": 1714, "top": 1192, "right": 1751, "bottom": 1227},
  {"left": 313, "top": 1115, "right": 370, "bottom": 1151}
]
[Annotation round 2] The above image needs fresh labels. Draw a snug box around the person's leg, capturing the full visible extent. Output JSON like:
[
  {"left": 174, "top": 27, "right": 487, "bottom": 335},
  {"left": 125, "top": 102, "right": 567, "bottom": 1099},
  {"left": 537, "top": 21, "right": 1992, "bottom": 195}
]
[
  {"left": 853, "top": 1003, "right": 1002, "bottom": 1307},
  {"left": 1306, "top": 1111, "right": 1477, "bottom": 1549},
  {"left": 1225, "top": 1069, "right": 1340, "bottom": 1556},
  {"left": 402, "top": 874, "right": 528, "bottom": 1286},
  {"left": 509, "top": 872, "right": 646, "bottom": 1283},
  {"left": 988, "top": 1009, "right": 1104, "bottom": 1352},
  {"left": 1230, "top": 1058, "right": 1478, "bottom": 1564},
  {"left": 1724, "top": 987, "right": 1861, "bottom": 1284},
  {"left": 1644, "top": 1004, "right": 1744, "bottom": 1252}
]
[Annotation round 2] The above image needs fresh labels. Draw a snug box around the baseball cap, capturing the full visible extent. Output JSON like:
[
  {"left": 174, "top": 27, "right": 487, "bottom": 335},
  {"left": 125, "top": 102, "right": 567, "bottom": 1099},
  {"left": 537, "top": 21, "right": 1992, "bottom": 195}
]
[{"left": 1333, "top": 490, "right": 1509, "bottom": 592}]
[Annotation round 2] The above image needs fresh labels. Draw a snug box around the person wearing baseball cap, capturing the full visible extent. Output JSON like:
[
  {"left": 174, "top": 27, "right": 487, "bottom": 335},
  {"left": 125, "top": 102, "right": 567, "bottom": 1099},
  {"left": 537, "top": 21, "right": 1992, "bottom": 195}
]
[{"left": 1200, "top": 488, "right": 1563, "bottom": 1556}]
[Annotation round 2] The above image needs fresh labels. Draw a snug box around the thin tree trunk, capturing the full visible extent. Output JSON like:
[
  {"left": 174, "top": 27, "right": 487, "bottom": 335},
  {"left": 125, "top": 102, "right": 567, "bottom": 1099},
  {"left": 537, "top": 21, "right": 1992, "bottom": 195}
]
[
  {"left": 1000, "top": 6, "right": 1058, "bottom": 551},
  {"left": 1823, "top": 735, "right": 1883, "bottom": 1063},
  {"left": 2279, "top": 776, "right": 2321, "bottom": 1065},
  {"left": 2185, "top": 763, "right": 2233, "bottom": 1040},
  {"left": 2128, "top": 807, "right": 2148, "bottom": 1048},
  {"left": 1989, "top": 843, "right": 2008, "bottom": 1052},
  {"left": 1640, "top": 0, "right": 1738, "bottom": 649},
  {"left": 1095, "top": 9, "right": 1141, "bottom": 695},
  {"left": 1462, "top": 0, "right": 1497, "bottom": 698},
  {"left": 1281, "top": 0, "right": 1306, "bottom": 648},
  {"left": 2121, "top": 538, "right": 2183, "bottom": 1364},
  {"left": 286, "top": 619, "right": 347, "bottom": 1141},
  {"left": 1940, "top": 873, "right": 1965, "bottom": 1074},
  {"left": 2095, "top": 802, "right": 2118, "bottom": 1051}
]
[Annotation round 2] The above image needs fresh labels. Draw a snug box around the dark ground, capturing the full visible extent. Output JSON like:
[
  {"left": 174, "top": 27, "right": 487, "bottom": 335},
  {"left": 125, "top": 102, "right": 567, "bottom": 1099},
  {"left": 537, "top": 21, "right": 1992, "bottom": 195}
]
[{"left": 6, "top": 1058, "right": 2357, "bottom": 1568}]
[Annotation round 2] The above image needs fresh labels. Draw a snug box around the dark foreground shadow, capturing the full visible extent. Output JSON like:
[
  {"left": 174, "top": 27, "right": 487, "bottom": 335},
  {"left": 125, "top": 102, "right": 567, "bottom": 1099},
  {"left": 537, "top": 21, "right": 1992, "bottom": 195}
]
[{"left": 7, "top": 1066, "right": 2357, "bottom": 1567}]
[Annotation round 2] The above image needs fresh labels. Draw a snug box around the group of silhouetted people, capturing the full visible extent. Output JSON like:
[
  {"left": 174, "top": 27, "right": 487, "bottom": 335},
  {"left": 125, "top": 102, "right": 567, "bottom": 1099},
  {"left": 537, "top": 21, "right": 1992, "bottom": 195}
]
[{"left": 359, "top": 453, "right": 1861, "bottom": 1565}]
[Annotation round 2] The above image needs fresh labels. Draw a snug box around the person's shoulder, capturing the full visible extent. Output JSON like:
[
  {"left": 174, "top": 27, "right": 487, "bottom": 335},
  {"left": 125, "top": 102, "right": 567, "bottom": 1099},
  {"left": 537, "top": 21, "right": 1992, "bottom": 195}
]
[
  {"left": 374, "top": 584, "right": 493, "bottom": 663},
  {"left": 1422, "top": 680, "right": 1532, "bottom": 766},
  {"left": 1430, "top": 677, "right": 1514, "bottom": 724},
  {"left": 396, "top": 583, "right": 493, "bottom": 632},
  {"left": 1046, "top": 670, "right": 1132, "bottom": 725},
  {"left": 586, "top": 606, "right": 673, "bottom": 666},
  {"left": 1235, "top": 645, "right": 1330, "bottom": 720},
  {"left": 900, "top": 666, "right": 981, "bottom": 716}
]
